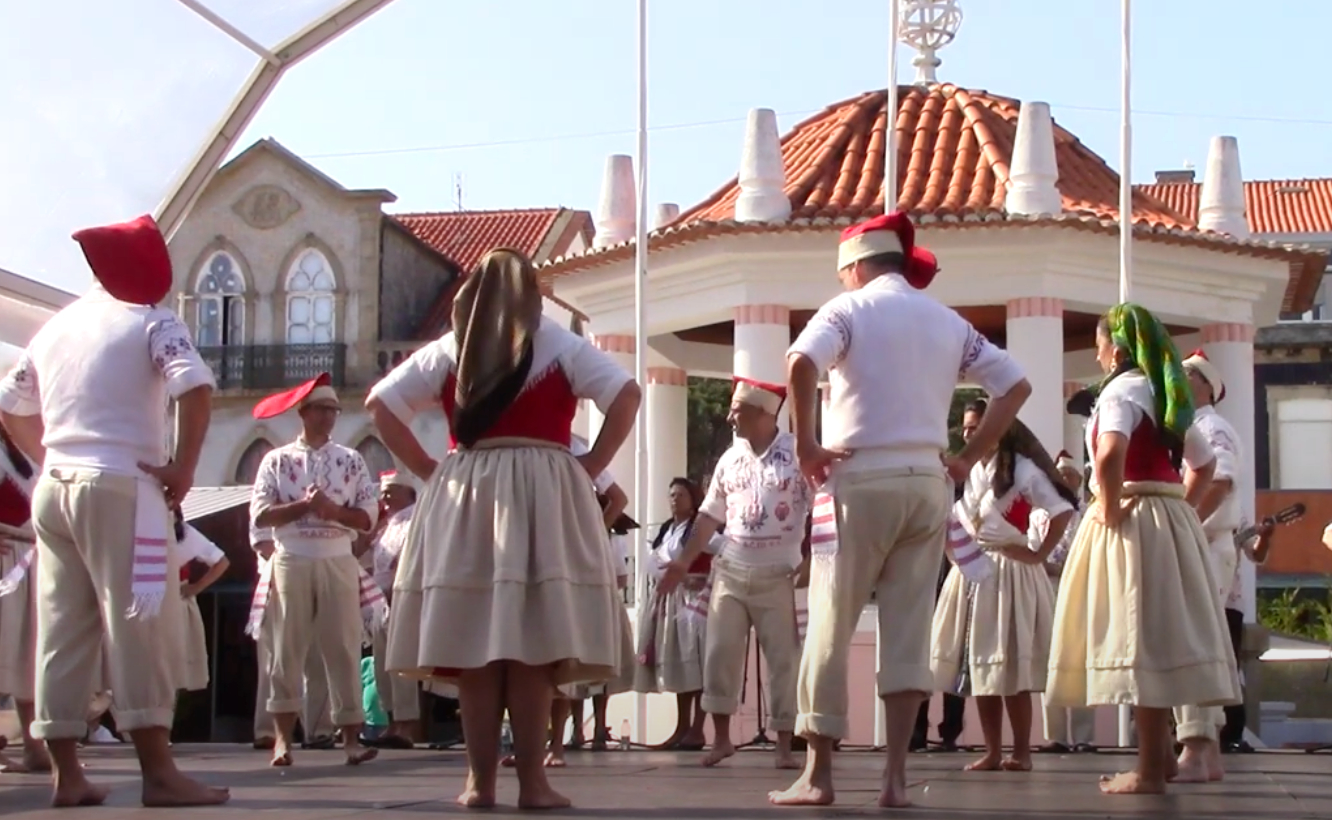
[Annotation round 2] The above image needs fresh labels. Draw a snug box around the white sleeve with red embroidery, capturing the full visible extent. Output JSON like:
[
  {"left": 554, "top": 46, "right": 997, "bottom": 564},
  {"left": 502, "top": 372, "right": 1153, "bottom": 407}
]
[
  {"left": 369, "top": 336, "right": 454, "bottom": 424},
  {"left": 787, "top": 297, "right": 852, "bottom": 373},
  {"left": 147, "top": 311, "right": 217, "bottom": 399},
  {"left": 957, "top": 320, "right": 1025, "bottom": 397},
  {"left": 698, "top": 454, "right": 729, "bottom": 522},
  {"left": 562, "top": 334, "right": 632, "bottom": 413},
  {"left": 347, "top": 450, "right": 381, "bottom": 532},
  {"left": 249, "top": 449, "right": 283, "bottom": 527},
  {"left": 0, "top": 351, "right": 41, "bottom": 416},
  {"left": 1198, "top": 416, "right": 1238, "bottom": 480},
  {"left": 1183, "top": 421, "right": 1217, "bottom": 471}
]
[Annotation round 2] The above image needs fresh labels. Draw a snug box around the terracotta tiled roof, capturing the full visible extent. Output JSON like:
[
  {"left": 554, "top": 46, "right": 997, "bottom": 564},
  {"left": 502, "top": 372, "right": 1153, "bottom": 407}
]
[
  {"left": 1135, "top": 179, "right": 1332, "bottom": 236},
  {"left": 542, "top": 84, "right": 1326, "bottom": 313},
  {"left": 675, "top": 85, "right": 1189, "bottom": 228},
  {"left": 393, "top": 208, "right": 592, "bottom": 338}
]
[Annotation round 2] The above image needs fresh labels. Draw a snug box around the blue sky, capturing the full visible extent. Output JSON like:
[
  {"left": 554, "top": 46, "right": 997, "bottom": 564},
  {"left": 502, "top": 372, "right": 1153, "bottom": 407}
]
[{"left": 238, "top": 0, "right": 1332, "bottom": 220}]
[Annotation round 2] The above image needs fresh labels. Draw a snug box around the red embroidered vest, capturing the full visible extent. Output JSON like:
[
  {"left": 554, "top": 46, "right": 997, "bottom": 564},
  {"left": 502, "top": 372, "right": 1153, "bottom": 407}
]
[
  {"left": 440, "top": 367, "right": 578, "bottom": 448},
  {"left": 1003, "top": 496, "right": 1033, "bottom": 531},
  {"left": 1091, "top": 415, "right": 1180, "bottom": 483}
]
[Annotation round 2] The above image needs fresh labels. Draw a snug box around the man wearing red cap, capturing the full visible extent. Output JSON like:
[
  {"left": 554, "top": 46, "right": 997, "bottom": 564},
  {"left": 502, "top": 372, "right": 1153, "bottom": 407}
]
[
  {"left": 661, "top": 376, "right": 811, "bottom": 770},
  {"left": 0, "top": 215, "right": 226, "bottom": 807},
  {"left": 776, "top": 211, "right": 1032, "bottom": 808},
  {"left": 1173, "top": 349, "right": 1243, "bottom": 783},
  {"left": 249, "top": 374, "right": 381, "bottom": 767}
]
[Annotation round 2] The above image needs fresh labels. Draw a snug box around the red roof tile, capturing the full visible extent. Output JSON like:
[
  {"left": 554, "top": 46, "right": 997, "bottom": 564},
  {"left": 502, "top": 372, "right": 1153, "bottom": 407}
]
[
  {"left": 1135, "top": 179, "right": 1332, "bottom": 236},
  {"left": 676, "top": 85, "right": 1191, "bottom": 228},
  {"left": 543, "top": 84, "right": 1325, "bottom": 313},
  {"left": 394, "top": 208, "right": 592, "bottom": 338}
]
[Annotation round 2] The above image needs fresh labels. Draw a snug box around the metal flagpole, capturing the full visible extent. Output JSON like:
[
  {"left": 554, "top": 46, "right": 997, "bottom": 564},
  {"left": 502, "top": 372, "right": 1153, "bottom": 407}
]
[
  {"left": 873, "top": 0, "right": 901, "bottom": 751},
  {"left": 631, "top": 0, "right": 651, "bottom": 746},
  {"left": 1117, "top": 0, "right": 1134, "bottom": 749}
]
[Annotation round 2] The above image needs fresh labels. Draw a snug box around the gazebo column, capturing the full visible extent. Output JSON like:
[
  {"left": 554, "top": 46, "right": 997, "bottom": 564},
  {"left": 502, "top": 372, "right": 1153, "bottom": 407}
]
[
  {"left": 589, "top": 333, "right": 639, "bottom": 509},
  {"left": 1202, "top": 321, "right": 1258, "bottom": 620},
  {"left": 646, "top": 366, "right": 689, "bottom": 527},
  {"left": 1063, "top": 381, "right": 1087, "bottom": 466},
  {"left": 734, "top": 304, "right": 792, "bottom": 431},
  {"left": 1005, "top": 297, "right": 1066, "bottom": 455}
]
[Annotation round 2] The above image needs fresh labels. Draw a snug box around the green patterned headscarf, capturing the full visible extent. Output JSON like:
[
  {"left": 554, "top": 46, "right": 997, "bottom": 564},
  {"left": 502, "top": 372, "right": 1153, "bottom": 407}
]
[{"left": 1096, "top": 302, "right": 1195, "bottom": 450}]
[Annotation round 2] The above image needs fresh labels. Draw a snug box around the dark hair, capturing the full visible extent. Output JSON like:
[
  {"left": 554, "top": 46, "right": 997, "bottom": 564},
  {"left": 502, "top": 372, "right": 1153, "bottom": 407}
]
[
  {"left": 963, "top": 398, "right": 988, "bottom": 417},
  {"left": 858, "top": 251, "right": 906, "bottom": 275},
  {"left": 172, "top": 504, "right": 186, "bottom": 543},
  {"left": 992, "top": 419, "right": 1080, "bottom": 510},
  {"left": 0, "top": 424, "right": 32, "bottom": 480},
  {"left": 669, "top": 476, "right": 700, "bottom": 511}
]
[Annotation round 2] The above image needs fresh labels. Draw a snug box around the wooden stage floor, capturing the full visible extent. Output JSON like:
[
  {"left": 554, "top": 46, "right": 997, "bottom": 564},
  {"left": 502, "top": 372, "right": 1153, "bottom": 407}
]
[{"left": 1, "top": 743, "right": 1328, "bottom": 818}]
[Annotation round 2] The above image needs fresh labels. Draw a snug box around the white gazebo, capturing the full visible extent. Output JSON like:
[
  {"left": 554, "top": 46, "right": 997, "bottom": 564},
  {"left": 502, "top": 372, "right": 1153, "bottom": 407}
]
[{"left": 542, "top": 52, "right": 1325, "bottom": 748}]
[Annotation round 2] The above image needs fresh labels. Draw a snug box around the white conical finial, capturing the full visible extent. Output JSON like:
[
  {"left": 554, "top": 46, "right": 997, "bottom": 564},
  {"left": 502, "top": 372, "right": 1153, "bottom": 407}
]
[
  {"left": 734, "top": 108, "right": 790, "bottom": 223},
  {"left": 1005, "top": 101, "right": 1062, "bottom": 216},
  {"left": 654, "top": 203, "right": 680, "bottom": 229},
  {"left": 594, "top": 155, "right": 636, "bottom": 248},
  {"left": 1198, "top": 136, "right": 1249, "bottom": 239},
  {"left": 900, "top": 0, "right": 964, "bottom": 84}
]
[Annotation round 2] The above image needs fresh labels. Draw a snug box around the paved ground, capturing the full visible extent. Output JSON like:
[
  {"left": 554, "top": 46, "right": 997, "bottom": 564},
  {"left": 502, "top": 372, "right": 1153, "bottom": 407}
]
[{"left": 1, "top": 744, "right": 1328, "bottom": 818}]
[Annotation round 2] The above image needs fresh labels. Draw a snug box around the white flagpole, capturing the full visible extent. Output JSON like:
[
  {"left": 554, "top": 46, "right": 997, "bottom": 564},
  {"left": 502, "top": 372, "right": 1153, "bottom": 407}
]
[
  {"left": 631, "top": 0, "right": 651, "bottom": 746},
  {"left": 874, "top": 0, "right": 901, "bottom": 751},
  {"left": 1117, "top": 0, "right": 1134, "bottom": 750}
]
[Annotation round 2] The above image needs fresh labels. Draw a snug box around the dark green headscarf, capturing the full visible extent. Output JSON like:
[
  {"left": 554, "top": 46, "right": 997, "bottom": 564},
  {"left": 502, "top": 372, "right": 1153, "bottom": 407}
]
[{"left": 1095, "top": 303, "right": 1195, "bottom": 462}]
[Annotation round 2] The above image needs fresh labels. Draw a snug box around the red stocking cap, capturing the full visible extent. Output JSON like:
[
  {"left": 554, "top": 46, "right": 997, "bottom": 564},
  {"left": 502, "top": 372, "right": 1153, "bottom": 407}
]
[
  {"left": 732, "top": 376, "right": 787, "bottom": 415},
  {"left": 252, "top": 373, "right": 338, "bottom": 420},
  {"left": 1182, "top": 348, "right": 1225, "bottom": 403},
  {"left": 71, "top": 214, "right": 173, "bottom": 306},
  {"left": 837, "top": 211, "right": 939, "bottom": 289}
]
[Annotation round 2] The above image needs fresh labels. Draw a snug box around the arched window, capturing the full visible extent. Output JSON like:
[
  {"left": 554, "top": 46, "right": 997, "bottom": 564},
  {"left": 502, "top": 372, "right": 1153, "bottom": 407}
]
[
  {"left": 234, "top": 439, "right": 275, "bottom": 485},
  {"left": 355, "top": 436, "right": 395, "bottom": 480},
  {"left": 285, "top": 249, "right": 336, "bottom": 344},
  {"left": 196, "top": 251, "right": 246, "bottom": 347}
]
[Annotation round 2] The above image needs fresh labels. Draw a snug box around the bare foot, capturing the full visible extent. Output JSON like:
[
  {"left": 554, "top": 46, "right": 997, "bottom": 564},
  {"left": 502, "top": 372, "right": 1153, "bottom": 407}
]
[
  {"left": 774, "top": 752, "right": 800, "bottom": 770},
  {"left": 878, "top": 767, "right": 912, "bottom": 809},
  {"left": 1000, "top": 755, "right": 1032, "bottom": 772},
  {"left": 1170, "top": 754, "right": 1209, "bottom": 783},
  {"left": 51, "top": 778, "right": 111, "bottom": 808},
  {"left": 543, "top": 751, "right": 566, "bottom": 768},
  {"left": 500, "top": 754, "right": 517, "bottom": 768},
  {"left": 701, "top": 739, "right": 735, "bottom": 767},
  {"left": 141, "top": 772, "right": 231, "bottom": 807},
  {"left": 517, "top": 783, "right": 572, "bottom": 809},
  {"left": 270, "top": 748, "right": 293, "bottom": 767},
  {"left": 344, "top": 747, "right": 378, "bottom": 766},
  {"left": 457, "top": 773, "right": 497, "bottom": 810},
  {"left": 964, "top": 753, "right": 1003, "bottom": 771},
  {"left": 768, "top": 775, "right": 835, "bottom": 806},
  {"left": 1098, "top": 771, "right": 1166, "bottom": 795}
]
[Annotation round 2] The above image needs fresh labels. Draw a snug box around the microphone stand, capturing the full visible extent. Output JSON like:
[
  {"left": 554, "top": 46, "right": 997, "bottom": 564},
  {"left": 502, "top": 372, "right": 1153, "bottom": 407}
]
[{"left": 735, "top": 629, "right": 772, "bottom": 749}]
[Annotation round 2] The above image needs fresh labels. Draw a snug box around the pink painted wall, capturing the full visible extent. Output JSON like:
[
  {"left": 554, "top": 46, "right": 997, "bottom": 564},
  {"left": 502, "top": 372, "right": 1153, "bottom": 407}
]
[{"left": 598, "top": 623, "right": 1128, "bottom": 749}]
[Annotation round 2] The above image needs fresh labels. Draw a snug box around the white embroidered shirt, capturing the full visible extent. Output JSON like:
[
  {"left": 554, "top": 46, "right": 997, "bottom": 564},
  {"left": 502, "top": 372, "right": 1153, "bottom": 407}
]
[
  {"left": 250, "top": 439, "right": 379, "bottom": 559},
  {"left": 700, "top": 431, "right": 811, "bottom": 568}
]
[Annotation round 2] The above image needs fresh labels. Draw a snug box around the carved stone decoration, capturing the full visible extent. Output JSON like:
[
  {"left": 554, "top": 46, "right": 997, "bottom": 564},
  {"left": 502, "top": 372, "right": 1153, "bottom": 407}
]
[{"left": 233, "top": 185, "right": 301, "bottom": 230}]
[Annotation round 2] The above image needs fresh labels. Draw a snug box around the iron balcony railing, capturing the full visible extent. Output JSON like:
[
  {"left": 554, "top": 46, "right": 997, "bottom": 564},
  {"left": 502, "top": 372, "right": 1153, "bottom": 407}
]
[{"left": 199, "top": 344, "right": 346, "bottom": 391}]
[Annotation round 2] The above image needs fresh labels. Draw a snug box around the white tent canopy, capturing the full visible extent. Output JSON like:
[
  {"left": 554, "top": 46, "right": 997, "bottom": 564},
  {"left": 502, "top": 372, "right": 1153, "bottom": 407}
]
[{"left": 1, "top": 0, "right": 394, "bottom": 293}]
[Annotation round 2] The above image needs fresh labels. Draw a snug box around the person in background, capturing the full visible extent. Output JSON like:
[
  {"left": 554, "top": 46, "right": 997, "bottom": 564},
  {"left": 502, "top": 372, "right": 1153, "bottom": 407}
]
[
  {"left": 632, "top": 477, "right": 713, "bottom": 751},
  {"left": 1221, "top": 516, "right": 1277, "bottom": 752},
  {"left": 0, "top": 422, "right": 46, "bottom": 773},
  {"left": 171, "top": 507, "right": 230, "bottom": 694},
  {"left": 1034, "top": 452, "right": 1095, "bottom": 754}
]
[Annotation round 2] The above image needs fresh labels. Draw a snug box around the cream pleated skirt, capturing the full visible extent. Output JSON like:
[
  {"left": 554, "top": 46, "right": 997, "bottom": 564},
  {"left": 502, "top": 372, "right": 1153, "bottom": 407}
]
[
  {"left": 180, "top": 596, "right": 209, "bottom": 692},
  {"left": 1047, "top": 482, "right": 1241, "bottom": 709},
  {"left": 385, "top": 439, "right": 624, "bottom": 688},
  {"left": 0, "top": 554, "right": 35, "bottom": 701},
  {"left": 561, "top": 604, "right": 635, "bottom": 699},
  {"left": 631, "top": 575, "right": 707, "bottom": 694},
  {"left": 931, "top": 546, "right": 1055, "bottom": 697}
]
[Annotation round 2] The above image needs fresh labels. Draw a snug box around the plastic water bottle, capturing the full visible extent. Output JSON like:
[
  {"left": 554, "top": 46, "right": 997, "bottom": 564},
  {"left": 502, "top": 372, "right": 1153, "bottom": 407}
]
[
  {"left": 618, "top": 718, "right": 631, "bottom": 751},
  {"left": 500, "top": 716, "right": 514, "bottom": 756}
]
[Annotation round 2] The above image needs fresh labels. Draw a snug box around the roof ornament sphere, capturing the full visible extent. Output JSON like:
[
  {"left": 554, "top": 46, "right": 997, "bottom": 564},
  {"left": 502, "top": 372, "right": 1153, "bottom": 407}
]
[{"left": 899, "top": 0, "right": 963, "bottom": 85}]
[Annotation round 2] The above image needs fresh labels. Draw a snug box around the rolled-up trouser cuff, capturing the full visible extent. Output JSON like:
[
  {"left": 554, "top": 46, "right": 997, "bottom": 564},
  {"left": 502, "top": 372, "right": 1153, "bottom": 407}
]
[{"left": 795, "top": 712, "right": 847, "bottom": 740}]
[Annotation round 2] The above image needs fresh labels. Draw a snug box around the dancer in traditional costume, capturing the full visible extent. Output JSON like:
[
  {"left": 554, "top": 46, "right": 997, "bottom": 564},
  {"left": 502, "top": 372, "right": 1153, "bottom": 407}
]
[
  {"left": 930, "top": 412, "right": 1077, "bottom": 773},
  {"left": 774, "top": 212, "right": 1031, "bottom": 809},
  {"left": 659, "top": 376, "right": 810, "bottom": 770},
  {"left": 1036, "top": 451, "right": 1096, "bottom": 754},
  {"left": 171, "top": 507, "right": 230, "bottom": 693},
  {"left": 632, "top": 477, "right": 714, "bottom": 749},
  {"left": 0, "top": 423, "right": 47, "bottom": 774},
  {"left": 1046, "top": 303, "right": 1239, "bottom": 795},
  {"left": 364, "top": 470, "right": 420, "bottom": 748},
  {"left": 249, "top": 376, "right": 381, "bottom": 767},
  {"left": 249, "top": 527, "right": 337, "bottom": 750},
  {"left": 0, "top": 214, "right": 228, "bottom": 807},
  {"left": 367, "top": 248, "right": 639, "bottom": 810},
  {"left": 1171, "top": 348, "right": 1244, "bottom": 782}
]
